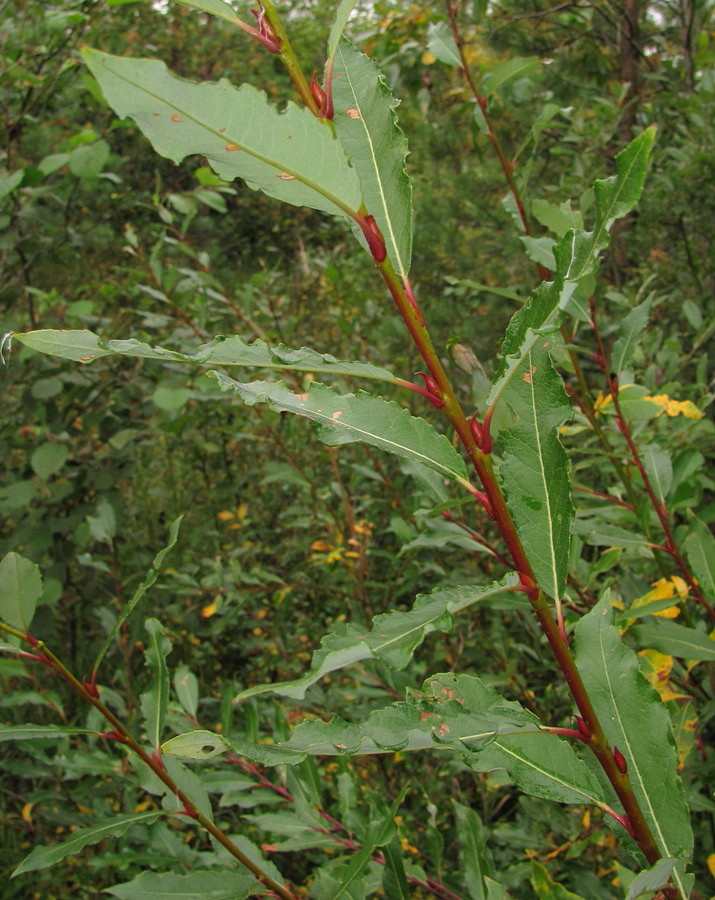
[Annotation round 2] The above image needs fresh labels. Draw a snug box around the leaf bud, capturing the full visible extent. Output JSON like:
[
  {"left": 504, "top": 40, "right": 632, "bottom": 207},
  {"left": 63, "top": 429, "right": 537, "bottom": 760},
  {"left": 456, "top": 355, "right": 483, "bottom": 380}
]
[
  {"left": 361, "top": 214, "right": 387, "bottom": 262},
  {"left": 613, "top": 746, "right": 628, "bottom": 774}
]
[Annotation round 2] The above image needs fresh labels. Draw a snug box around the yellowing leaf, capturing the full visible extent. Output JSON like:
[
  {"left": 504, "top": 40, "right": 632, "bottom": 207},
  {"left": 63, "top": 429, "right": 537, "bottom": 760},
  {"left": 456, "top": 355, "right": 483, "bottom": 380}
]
[
  {"left": 638, "top": 648, "right": 689, "bottom": 702},
  {"left": 216, "top": 510, "right": 234, "bottom": 521},
  {"left": 21, "top": 802, "right": 33, "bottom": 824},
  {"left": 645, "top": 394, "right": 704, "bottom": 419},
  {"left": 309, "top": 540, "right": 333, "bottom": 553},
  {"left": 708, "top": 854, "right": 715, "bottom": 879},
  {"left": 236, "top": 502, "right": 248, "bottom": 521},
  {"left": 201, "top": 599, "right": 219, "bottom": 618}
]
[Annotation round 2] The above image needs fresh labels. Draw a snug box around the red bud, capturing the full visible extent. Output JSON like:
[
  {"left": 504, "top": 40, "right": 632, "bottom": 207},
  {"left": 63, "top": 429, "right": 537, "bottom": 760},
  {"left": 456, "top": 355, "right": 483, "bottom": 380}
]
[
  {"left": 360, "top": 214, "right": 387, "bottom": 262},
  {"left": 470, "top": 414, "right": 483, "bottom": 449},
  {"left": 310, "top": 71, "right": 327, "bottom": 113},
  {"left": 613, "top": 746, "right": 628, "bottom": 774},
  {"left": 575, "top": 716, "right": 590, "bottom": 740}
]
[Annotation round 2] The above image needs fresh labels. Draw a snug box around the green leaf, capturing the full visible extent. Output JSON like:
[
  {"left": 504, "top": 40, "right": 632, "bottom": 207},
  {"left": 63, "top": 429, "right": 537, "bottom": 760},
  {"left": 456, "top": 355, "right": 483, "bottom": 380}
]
[
  {"left": 162, "top": 729, "right": 301, "bottom": 767},
  {"left": 482, "top": 57, "right": 540, "bottom": 96},
  {"left": 640, "top": 443, "right": 672, "bottom": 508},
  {"left": 453, "top": 802, "right": 488, "bottom": 900},
  {"left": 630, "top": 620, "right": 715, "bottom": 662},
  {"left": 0, "top": 169, "right": 24, "bottom": 202},
  {"left": 571, "top": 519, "right": 652, "bottom": 552},
  {"left": 93, "top": 517, "right": 182, "bottom": 675},
  {"left": 0, "top": 552, "right": 42, "bottom": 631},
  {"left": 381, "top": 837, "right": 410, "bottom": 900},
  {"left": 211, "top": 375, "right": 470, "bottom": 487},
  {"left": 30, "top": 442, "right": 68, "bottom": 480},
  {"left": 82, "top": 49, "right": 362, "bottom": 221},
  {"left": 611, "top": 298, "right": 652, "bottom": 375},
  {"left": 327, "top": 0, "right": 358, "bottom": 62},
  {"left": 169, "top": 676, "right": 605, "bottom": 812},
  {"left": 624, "top": 858, "right": 677, "bottom": 900},
  {"left": 106, "top": 869, "right": 259, "bottom": 899},
  {"left": 174, "top": 665, "right": 199, "bottom": 719},
  {"left": 163, "top": 755, "right": 213, "bottom": 822},
  {"left": 140, "top": 618, "right": 172, "bottom": 748},
  {"left": 426, "top": 22, "right": 461, "bottom": 67},
  {"left": 531, "top": 199, "right": 583, "bottom": 239},
  {"left": 171, "top": 0, "right": 243, "bottom": 25},
  {"left": 573, "top": 595, "right": 692, "bottom": 891},
  {"left": 490, "top": 127, "right": 656, "bottom": 409},
  {"left": 236, "top": 574, "right": 521, "bottom": 701},
  {"left": 14, "top": 329, "right": 397, "bottom": 384},
  {"left": 0, "top": 724, "right": 95, "bottom": 741},
  {"left": 12, "top": 811, "right": 163, "bottom": 876},
  {"left": 530, "top": 860, "right": 581, "bottom": 899},
  {"left": 68, "top": 139, "right": 110, "bottom": 178},
  {"left": 684, "top": 514, "right": 715, "bottom": 602},
  {"left": 499, "top": 343, "right": 573, "bottom": 601},
  {"left": 333, "top": 40, "right": 412, "bottom": 279}
]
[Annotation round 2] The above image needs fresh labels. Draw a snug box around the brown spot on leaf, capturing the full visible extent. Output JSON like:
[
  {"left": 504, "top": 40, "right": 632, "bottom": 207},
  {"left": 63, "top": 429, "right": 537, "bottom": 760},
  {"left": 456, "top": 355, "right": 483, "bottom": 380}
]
[
  {"left": 522, "top": 365, "right": 538, "bottom": 384},
  {"left": 170, "top": 114, "right": 183, "bottom": 122},
  {"left": 225, "top": 144, "right": 240, "bottom": 151},
  {"left": 277, "top": 172, "right": 296, "bottom": 181},
  {"left": 346, "top": 108, "right": 360, "bottom": 119},
  {"left": 331, "top": 411, "right": 343, "bottom": 421},
  {"left": 79, "top": 356, "right": 96, "bottom": 362}
]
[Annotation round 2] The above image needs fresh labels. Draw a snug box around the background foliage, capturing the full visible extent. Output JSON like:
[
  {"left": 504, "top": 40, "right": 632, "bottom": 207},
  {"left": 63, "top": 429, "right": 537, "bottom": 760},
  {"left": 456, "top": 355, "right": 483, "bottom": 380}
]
[{"left": 2, "top": 0, "right": 715, "bottom": 897}]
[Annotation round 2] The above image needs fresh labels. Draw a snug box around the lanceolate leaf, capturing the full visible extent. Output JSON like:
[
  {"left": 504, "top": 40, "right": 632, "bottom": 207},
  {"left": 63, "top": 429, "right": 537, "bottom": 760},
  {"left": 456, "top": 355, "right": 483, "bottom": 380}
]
[
  {"left": 12, "top": 811, "right": 163, "bottom": 876},
  {"left": 684, "top": 514, "right": 715, "bottom": 602},
  {"left": 426, "top": 21, "right": 461, "bottom": 67},
  {"left": 630, "top": 621, "right": 715, "bottom": 662},
  {"left": 499, "top": 343, "right": 573, "bottom": 601},
  {"left": 212, "top": 374, "right": 470, "bottom": 487},
  {"left": 573, "top": 596, "right": 692, "bottom": 891},
  {"left": 106, "top": 869, "right": 259, "bottom": 900},
  {"left": 236, "top": 574, "right": 522, "bottom": 701},
  {"left": 0, "top": 724, "right": 96, "bottom": 741},
  {"left": 0, "top": 552, "right": 42, "bottom": 631},
  {"left": 168, "top": 675, "right": 606, "bottom": 810},
  {"left": 611, "top": 298, "right": 652, "bottom": 375},
  {"left": 82, "top": 49, "right": 362, "bottom": 220},
  {"left": 14, "top": 330, "right": 397, "bottom": 385},
  {"left": 93, "top": 516, "right": 182, "bottom": 675},
  {"left": 327, "top": 0, "right": 358, "bottom": 62},
  {"left": 333, "top": 40, "right": 412, "bottom": 279},
  {"left": 140, "top": 618, "right": 172, "bottom": 748},
  {"left": 171, "top": 0, "right": 241, "bottom": 24},
  {"left": 641, "top": 443, "right": 672, "bottom": 508},
  {"left": 489, "top": 128, "right": 656, "bottom": 408},
  {"left": 482, "top": 57, "right": 540, "bottom": 97}
]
